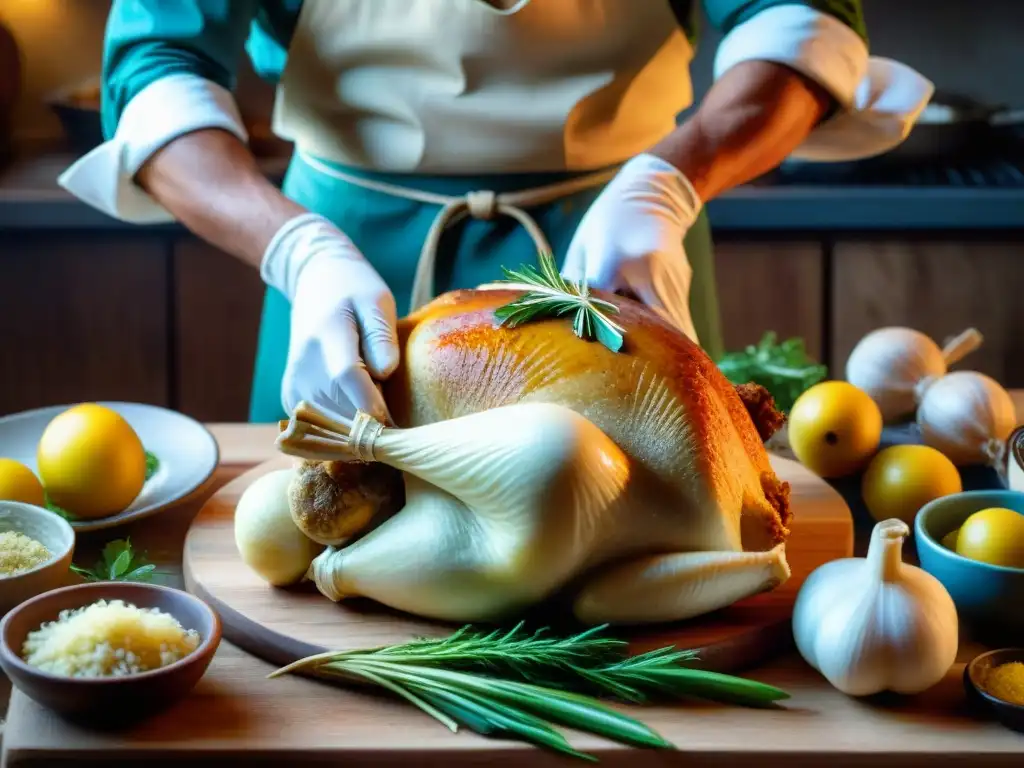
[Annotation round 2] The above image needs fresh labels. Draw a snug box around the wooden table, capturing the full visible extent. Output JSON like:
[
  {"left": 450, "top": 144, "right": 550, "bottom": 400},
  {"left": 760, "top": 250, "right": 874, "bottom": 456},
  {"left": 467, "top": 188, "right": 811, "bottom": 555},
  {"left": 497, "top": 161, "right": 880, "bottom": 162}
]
[{"left": 5, "top": 403, "right": 1024, "bottom": 768}]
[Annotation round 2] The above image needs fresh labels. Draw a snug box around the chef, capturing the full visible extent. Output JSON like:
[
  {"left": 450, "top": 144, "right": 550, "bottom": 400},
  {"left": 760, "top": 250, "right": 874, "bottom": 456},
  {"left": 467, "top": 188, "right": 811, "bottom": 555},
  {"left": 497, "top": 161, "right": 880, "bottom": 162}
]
[{"left": 61, "top": 1, "right": 932, "bottom": 424}]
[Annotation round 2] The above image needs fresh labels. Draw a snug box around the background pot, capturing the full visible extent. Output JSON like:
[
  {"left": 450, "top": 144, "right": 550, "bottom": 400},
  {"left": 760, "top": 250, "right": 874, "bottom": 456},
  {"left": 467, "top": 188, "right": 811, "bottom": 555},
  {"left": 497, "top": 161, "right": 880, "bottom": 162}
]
[{"left": 886, "top": 90, "right": 1012, "bottom": 163}]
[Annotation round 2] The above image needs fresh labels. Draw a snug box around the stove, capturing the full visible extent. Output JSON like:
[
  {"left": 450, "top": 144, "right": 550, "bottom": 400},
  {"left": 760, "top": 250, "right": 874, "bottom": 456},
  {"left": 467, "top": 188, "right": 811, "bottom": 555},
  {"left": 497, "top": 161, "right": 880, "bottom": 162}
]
[
  {"left": 764, "top": 154, "right": 1024, "bottom": 188},
  {"left": 707, "top": 131, "right": 1024, "bottom": 232},
  {"left": 760, "top": 131, "right": 1024, "bottom": 189}
]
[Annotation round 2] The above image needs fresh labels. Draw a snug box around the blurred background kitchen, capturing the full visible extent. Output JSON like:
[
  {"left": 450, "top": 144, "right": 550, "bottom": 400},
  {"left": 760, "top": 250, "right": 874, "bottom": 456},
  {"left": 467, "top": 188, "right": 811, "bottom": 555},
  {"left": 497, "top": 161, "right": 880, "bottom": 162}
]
[{"left": 0, "top": 0, "right": 1021, "bottom": 422}]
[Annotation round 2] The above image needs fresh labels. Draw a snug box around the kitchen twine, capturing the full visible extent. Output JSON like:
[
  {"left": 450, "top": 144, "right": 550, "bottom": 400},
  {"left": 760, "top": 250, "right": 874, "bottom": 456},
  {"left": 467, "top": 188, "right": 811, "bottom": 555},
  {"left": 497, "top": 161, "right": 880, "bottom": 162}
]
[
  {"left": 296, "top": 150, "right": 619, "bottom": 311},
  {"left": 347, "top": 411, "right": 385, "bottom": 462}
]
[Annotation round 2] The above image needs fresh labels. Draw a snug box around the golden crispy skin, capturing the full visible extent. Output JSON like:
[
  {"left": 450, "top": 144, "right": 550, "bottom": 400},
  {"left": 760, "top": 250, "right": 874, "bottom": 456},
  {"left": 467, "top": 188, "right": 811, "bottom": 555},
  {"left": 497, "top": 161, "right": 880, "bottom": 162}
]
[{"left": 379, "top": 288, "right": 791, "bottom": 552}]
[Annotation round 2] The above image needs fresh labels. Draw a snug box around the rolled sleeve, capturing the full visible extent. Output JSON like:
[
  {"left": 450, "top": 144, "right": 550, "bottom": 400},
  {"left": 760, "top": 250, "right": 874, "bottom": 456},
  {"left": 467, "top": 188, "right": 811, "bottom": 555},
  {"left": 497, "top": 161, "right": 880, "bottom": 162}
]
[
  {"left": 706, "top": 1, "right": 934, "bottom": 162},
  {"left": 59, "top": 1, "right": 257, "bottom": 223}
]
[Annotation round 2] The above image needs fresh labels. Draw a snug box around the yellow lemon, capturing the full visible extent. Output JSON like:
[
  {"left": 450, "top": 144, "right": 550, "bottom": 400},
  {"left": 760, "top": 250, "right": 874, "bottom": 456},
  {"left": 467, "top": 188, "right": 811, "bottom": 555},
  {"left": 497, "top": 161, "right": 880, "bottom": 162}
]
[
  {"left": 37, "top": 404, "right": 146, "bottom": 519},
  {"left": 787, "top": 381, "right": 883, "bottom": 478},
  {"left": 956, "top": 507, "right": 1024, "bottom": 568},
  {"left": 0, "top": 458, "right": 45, "bottom": 506},
  {"left": 941, "top": 527, "right": 960, "bottom": 551},
  {"left": 861, "top": 445, "right": 962, "bottom": 525}
]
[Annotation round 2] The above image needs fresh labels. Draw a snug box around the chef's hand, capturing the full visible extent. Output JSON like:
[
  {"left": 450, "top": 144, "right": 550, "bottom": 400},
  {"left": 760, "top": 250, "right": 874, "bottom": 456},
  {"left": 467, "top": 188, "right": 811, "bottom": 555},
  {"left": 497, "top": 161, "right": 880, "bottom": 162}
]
[
  {"left": 261, "top": 213, "right": 399, "bottom": 423},
  {"left": 562, "top": 153, "right": 702, "bottom": 344}
]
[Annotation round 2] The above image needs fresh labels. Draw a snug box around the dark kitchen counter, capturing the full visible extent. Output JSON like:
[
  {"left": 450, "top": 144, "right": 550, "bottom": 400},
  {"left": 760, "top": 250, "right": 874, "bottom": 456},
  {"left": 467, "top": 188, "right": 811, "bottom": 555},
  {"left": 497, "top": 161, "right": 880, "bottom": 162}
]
[{"left": 2, "top": 151, "right": 1023, "bottom": 234}]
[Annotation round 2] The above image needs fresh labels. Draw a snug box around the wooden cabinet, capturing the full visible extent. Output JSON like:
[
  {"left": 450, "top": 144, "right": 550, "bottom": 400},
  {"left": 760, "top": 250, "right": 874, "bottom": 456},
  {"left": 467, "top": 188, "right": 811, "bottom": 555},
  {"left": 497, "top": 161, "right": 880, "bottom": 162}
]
[
  {"left": 0, "top": 233, "right": 170, "bottom": 415},
  {"left": 714, "top": 241, "right": 826, "bottom": 360},
  {"left": 173, "top": 239, "right": 264, "bottom": 423},
  {"left": 0, "top": 234, "right": 264, "bottom": 422},
  {"left": 2, "top": 232, "right": 1020, "bottom": 421},
  {"left": 831, "top": 241, "right": 1024, "bottom": 387}
]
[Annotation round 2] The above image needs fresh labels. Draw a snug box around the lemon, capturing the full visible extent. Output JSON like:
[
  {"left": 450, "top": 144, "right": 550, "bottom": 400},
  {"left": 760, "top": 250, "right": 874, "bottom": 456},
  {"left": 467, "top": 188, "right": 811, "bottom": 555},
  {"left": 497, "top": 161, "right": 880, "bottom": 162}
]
[
  {"left": 941, "top": 527, "right": 960, "bottom": 551},
  {"left": 37, "top": 404, "right": 147, "bottom": 519},
  {"left": 861, "top": 445, "right": 962, "bottom": 525},
  {"left": 0, "top": 458, "right": 45, "bottom": 506},
  {"left": 787, "top": 381, "right": 883, "bottom": 478},
  {"left": 956, "top": 507, "right": 1024, "bottom": 568}
]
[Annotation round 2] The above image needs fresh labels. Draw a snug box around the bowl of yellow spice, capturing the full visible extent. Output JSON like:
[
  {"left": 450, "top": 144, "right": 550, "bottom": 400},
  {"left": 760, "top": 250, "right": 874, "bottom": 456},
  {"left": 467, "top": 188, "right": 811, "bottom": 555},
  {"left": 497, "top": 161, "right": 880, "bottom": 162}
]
[
  {"left": 965, "top": 648, "right": 1024, "bottom": 733},
  {"left": 0, "top": 500, "right": 75, "bottom": 614}
]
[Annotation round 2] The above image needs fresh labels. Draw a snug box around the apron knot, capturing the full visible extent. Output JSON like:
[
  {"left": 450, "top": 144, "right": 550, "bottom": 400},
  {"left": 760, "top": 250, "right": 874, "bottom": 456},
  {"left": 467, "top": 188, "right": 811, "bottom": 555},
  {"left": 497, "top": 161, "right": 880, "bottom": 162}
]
[
  {"left": 294, "top": 151, "right": 619, "bottom": 312},
  {"left": 466, "top": 190, "right": 498, "bottom": 219}
]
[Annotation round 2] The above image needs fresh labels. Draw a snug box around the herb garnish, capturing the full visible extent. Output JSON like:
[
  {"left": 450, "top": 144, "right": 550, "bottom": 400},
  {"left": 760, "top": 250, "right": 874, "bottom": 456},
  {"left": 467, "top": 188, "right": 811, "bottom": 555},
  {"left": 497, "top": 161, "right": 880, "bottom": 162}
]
[
  {"left": 488, "top": 251, "right": 625, "bottom": 352},
  {"left": 70, "top": 538, "right": 158, "bottom": 583},
  {"left": 271, "top": 623, "right": 789, "bottom": 760},
  {"left": 44, "top": 450, "right": 160, "bottom": 521},
  {"left": 717, "top": 332, "right": 828, "bottom": 413},
  {"left": 144, "top": 450, "right": 160, "bottom": 480}
]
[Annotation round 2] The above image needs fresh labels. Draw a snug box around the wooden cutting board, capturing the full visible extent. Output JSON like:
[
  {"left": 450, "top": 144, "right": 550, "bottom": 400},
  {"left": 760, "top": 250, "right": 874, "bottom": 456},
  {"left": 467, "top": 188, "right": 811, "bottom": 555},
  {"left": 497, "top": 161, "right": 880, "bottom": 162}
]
[{"left": 183, "top": 454, "right": 852, "bottom": 673}]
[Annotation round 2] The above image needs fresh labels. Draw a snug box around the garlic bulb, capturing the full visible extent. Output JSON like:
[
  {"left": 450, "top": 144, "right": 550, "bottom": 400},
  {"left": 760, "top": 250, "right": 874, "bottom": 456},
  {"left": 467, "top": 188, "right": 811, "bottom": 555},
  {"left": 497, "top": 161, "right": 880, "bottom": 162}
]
[
  {"left": 845, "top": 327, "right": 982, "bottom": 422},
  {"left": 277, "top": 399, "right": 792, "bottom": 625},
  {"left": 792, "top": 518, "right": 958, "bottom": 696},
  {"left": 916, "top": 370, "right": 1017, "bottom": 467}
]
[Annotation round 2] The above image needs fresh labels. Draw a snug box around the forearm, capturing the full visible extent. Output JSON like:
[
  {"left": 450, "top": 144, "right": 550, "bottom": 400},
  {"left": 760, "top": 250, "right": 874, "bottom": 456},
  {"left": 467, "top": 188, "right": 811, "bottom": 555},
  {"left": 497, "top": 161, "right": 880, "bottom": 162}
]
[
  {"left": 650, "top": 60, "right": 832, "bottom": 201},
  {"left": 135, "top": 129, "right": 305, "bottom": 269}
]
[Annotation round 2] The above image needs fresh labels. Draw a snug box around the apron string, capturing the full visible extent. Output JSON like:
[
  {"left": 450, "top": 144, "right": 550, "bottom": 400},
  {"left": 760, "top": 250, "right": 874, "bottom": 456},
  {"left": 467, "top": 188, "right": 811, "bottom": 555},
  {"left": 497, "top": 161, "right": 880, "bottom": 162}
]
[{"left": 296, "top": 150, "right": 617, "bottom": 310}]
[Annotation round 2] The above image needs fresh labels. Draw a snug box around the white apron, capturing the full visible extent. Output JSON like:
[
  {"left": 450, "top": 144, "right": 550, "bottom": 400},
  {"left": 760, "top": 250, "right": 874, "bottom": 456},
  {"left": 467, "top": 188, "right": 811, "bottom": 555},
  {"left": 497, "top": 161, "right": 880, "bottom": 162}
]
[
  {"left": 271, "top": 0, "right": 697, "bottom": 311},
  {"left": 272, "top": 0, "right": 695, "bottom": 174}
]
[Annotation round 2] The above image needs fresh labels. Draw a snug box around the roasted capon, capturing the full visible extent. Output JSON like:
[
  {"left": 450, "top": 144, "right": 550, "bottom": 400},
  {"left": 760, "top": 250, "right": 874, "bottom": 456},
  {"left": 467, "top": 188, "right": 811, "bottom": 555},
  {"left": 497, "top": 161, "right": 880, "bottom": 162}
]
[{"left": 275, "top": 288, "right": 792, "bottom": 625}]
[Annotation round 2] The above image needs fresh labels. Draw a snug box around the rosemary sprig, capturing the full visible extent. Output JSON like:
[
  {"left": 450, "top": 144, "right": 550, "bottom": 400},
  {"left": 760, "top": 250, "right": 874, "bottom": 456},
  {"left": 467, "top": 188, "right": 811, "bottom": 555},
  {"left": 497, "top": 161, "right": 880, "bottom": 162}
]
[
  {"left": 270, "top": 623, "right": 789, "bottom": 760},
  {"left": 488, "top": 251, "right": 625, "bottom": 352}
]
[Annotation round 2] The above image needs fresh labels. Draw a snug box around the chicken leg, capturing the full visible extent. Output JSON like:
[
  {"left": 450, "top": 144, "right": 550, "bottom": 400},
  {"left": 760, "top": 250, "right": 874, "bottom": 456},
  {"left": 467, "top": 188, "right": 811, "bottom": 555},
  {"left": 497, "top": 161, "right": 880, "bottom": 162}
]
[
  {"left": 572, "top": 545, "right": 790, "bottom": 625},
  {"left": 309, "top": 475, "right": 577, "bottom": 622}
]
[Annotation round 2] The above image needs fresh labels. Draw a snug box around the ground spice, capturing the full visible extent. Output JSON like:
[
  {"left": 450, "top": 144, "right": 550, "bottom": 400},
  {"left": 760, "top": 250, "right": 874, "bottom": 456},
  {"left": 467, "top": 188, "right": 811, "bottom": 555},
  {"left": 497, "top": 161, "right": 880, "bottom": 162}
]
[
  {"left": 978, "top": 661, "right": 1024, "bottom": 705},
  {"left": 0, "top": 531, "right": 52, "bottom": 576}
]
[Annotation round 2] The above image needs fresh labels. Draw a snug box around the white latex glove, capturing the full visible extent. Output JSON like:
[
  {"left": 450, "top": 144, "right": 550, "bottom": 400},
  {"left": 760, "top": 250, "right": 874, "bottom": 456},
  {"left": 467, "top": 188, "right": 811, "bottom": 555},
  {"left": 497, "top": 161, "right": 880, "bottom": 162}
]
[
  {"left": 562, "top": 153, "right": 702, "bottom": 344},
  {"left": 261, "top": 213, "right": 399, "bottom": 423}
]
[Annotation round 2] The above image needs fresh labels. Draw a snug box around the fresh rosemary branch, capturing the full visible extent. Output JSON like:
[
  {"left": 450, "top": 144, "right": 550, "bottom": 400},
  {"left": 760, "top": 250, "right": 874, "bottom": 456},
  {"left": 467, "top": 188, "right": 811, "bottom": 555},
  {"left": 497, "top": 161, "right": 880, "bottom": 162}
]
[
  {"left": 489, "top": 251, "right": 625, "bottom": 352},
  {"left": 270, "top": 623, "right": 789, "bottom": 760}
]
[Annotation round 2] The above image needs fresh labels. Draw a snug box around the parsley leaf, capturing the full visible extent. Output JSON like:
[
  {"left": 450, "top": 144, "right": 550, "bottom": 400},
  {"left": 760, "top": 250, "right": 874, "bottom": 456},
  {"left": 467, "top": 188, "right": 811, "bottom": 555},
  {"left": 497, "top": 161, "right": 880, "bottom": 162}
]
[
  {"left": 70, "top": 537, "right": 160, "bottom": 583},
  {"left": 717, "top": 332, "right": 828, "bottom": 413}
]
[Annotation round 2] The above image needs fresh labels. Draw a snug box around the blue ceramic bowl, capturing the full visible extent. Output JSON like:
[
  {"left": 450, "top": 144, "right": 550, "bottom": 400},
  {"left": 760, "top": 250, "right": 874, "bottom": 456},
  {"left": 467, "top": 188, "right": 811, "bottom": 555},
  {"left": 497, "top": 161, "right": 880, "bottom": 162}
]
[{"left": 915, "top": 490, "right": 1024, "bottom": 639}]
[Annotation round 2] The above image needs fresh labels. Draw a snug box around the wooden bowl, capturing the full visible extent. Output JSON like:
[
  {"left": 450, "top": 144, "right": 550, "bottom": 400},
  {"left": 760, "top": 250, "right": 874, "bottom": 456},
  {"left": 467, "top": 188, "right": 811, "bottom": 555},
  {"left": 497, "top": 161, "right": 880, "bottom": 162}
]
[
  {"left": 0, "top": 581, "right": 221, "bottom": 727},
  {"left": 964, "top": 648, "right": 1024, "bottom": 733},
  {"left": 0, "top": 501, "right": 75, "bottom": 616}
]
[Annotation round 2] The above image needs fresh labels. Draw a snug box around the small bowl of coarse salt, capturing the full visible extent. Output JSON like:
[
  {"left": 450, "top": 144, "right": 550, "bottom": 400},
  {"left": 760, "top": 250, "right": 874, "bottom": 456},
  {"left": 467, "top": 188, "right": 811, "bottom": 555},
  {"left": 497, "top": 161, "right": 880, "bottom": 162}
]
[
  {"left": 0, "top": 581, "right": 221, "bottom": 727},
  {"left": 0, "top": 500, "right": 76, "bottom": 615}
]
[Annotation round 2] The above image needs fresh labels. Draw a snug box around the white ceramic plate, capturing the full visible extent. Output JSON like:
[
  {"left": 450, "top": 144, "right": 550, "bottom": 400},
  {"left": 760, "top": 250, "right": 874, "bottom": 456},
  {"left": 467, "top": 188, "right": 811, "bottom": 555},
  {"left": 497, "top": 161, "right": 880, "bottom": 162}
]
[{"left": 0, "top": 402, "right": 218, "bottom": 533}]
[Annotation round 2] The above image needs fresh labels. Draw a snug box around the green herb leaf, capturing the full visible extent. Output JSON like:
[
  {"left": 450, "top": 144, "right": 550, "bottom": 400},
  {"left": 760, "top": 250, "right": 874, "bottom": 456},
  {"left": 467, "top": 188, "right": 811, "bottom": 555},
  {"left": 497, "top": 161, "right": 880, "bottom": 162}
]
[
  {"left": 73, "top": 538, "right": 158, "bottom": 584},
  {"left": 144, "top": 450, "right": 160, "bottom": 481},
  {"left": 121, "top": 564, "right": 157, "bottom": 581},
  {"left": 110, "top": 549, "right": 132, "bottom": 579},
  {"left": 717, "top": 332, "right": 828, "bottom": 413},
  {"left": 43, "top": 494, "right": 75, "bottom": 521},
  {"left": 102, "top": 539, "right": 130, "bottom": 572},
  {"left": 488, "top": 251, "right": 625, "bottom": 353},
  {"left": 271, "top": 623, "right": 789, "bottom": 760}
]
